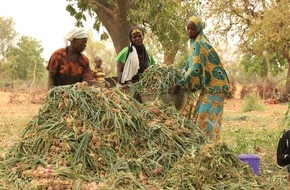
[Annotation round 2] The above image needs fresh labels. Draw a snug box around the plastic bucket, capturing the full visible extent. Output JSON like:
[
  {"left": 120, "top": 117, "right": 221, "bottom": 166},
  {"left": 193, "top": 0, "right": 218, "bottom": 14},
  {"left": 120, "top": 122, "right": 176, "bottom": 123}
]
[{"left": 238, "top": 154, "right": 260, "bottom": 175}]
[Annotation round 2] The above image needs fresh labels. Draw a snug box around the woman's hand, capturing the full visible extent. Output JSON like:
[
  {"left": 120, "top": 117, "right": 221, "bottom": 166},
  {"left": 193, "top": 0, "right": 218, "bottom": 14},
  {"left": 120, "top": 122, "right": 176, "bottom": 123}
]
[
  {"left": 116, "top": 83, "right": 122, "bottom": 88},
  {"left": 171, "top": 84, "right": 180, "bottom": 95}
]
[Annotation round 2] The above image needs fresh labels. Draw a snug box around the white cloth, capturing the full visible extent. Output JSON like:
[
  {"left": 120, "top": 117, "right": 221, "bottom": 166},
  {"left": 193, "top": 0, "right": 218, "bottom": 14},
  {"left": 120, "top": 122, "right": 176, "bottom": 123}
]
[
  {"left": 121, "top": 46, "right": 139, "bottom": 83},
  {"left": 64, "top": 27, "right": 87, "bottom": 47}
]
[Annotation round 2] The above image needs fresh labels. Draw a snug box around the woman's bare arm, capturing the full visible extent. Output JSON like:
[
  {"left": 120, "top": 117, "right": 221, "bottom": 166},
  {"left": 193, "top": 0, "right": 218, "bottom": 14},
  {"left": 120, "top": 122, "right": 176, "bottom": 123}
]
[
  {"left": 47, "top": 72, "right": 55, "bottom": 90},
  {"left": 117, "top": 61, "right": 124, "bottom": 84}
]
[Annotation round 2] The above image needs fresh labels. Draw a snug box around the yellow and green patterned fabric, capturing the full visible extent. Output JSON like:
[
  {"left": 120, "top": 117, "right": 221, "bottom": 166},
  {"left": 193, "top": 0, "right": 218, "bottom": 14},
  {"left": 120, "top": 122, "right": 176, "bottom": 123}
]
[
  {"left": 178, "top": 16, "right": 232, "bottom": 141},
  {"left": 178, "top": 16, "right": 231, "bottom": 96}
]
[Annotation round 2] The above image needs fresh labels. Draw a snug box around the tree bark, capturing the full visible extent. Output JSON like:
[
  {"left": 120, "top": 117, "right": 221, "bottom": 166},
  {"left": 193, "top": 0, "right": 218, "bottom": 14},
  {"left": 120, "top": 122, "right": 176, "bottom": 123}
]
[
  {"left": 163, "top": 46, "right": 178, "bottom": 65},
  {"left": 90, "top": 0, "right": 134, "bottom": 53},
  {"left": 30, "top": 60, "right": 37, "bottom": 94},
  {"left": 285, "top": 58, "right": 290, "bottom": 94},
  {"left": 88, "top": 0, "right": 180, "bottom": 65}
]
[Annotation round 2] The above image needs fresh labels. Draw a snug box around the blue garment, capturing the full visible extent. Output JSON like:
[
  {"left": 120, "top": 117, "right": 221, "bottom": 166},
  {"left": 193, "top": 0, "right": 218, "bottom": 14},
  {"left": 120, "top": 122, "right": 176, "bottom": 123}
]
[{"left": 178, "top": 16, "right": 232, "bottom": 141}]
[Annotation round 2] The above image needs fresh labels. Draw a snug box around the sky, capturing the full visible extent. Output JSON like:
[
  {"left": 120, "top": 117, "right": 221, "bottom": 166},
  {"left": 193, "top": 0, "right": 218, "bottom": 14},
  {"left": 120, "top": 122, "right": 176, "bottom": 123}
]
[{"left": 0, "top": 0, "right": 97, "bottom": 60}]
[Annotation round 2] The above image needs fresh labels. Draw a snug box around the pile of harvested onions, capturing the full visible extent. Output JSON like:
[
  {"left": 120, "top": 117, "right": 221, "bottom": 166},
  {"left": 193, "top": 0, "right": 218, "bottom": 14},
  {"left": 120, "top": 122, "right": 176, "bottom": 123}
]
[
  {"left": 0, "top": 83, "right": 206, "bottom": 189},
  {"left": 0, "top": 80, "right": 267, "bottom": 189}
]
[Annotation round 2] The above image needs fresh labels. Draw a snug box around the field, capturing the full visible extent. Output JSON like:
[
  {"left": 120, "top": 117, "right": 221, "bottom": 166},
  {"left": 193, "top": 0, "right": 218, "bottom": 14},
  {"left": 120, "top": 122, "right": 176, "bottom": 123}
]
[{"left": 0, "top": 88, "right": 289, "bottom": 188}]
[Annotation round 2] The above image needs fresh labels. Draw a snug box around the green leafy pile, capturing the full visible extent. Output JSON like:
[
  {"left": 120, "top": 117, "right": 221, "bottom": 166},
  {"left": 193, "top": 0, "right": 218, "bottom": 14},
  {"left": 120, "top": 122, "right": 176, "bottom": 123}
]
[{"left": 0, "top": 84, "right": 206, "bottom": 189}]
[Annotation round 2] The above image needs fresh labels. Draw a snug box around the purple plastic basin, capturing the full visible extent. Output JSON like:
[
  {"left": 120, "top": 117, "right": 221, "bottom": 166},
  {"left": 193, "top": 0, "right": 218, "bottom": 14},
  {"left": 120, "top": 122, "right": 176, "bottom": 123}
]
[{"left": 238, "top": 154, "right": 260, "bottom": 175}]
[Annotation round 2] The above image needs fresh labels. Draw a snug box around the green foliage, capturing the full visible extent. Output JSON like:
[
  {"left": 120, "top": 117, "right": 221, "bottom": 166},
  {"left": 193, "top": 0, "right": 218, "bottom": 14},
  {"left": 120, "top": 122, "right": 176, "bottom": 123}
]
[
  {"left": 240, "top": 54, "right": 266, "bottom": 77},
  {"left": 65, "top": 0, "right": 202, "bottom": 64},
  {"left": 0, "top": 17, "right": 47, "bottom": 88},
  {"left": 243, "top": 0, "right": 290, "bottom": 80},
  {"left": 240, "top": 53, "right": 286, "bottom": 78},
  {"left": 128, "top": 0, "right": 199, "bottom": 57},
  {"left": 0, "top": 16, "right": 17, "bottom": 62},
  {"left": 85, "top": 31, "right": 117, "bottom": 76},
  {"left": 66, "top": 1, "right": 102, "bottom": 30},
  {"left": 100, "top": 32, "right": 109, "bottom": 41},
  {"left": 247, "top": 0, "right": 290, "bottom": 61},
  {"left": 66, "top": 0, "right": 95, "bottom": 27},
  {"left": 203, "top": 0, "right": 290, "bottom": 89},
  {"left": 173, "top": 50, "right": 188, "bottom": 69},
  {"left": 242, "top": 93, "right": 265, "bottom": 112},
  {"left": 7, "top": 36, "right": 45, "bottom": 81}
]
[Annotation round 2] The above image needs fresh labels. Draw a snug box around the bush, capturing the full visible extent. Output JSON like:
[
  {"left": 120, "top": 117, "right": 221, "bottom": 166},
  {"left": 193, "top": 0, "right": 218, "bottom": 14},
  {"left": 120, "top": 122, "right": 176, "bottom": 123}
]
[{"left": 242, "top": 93, "right": 265, "bottom": 112}]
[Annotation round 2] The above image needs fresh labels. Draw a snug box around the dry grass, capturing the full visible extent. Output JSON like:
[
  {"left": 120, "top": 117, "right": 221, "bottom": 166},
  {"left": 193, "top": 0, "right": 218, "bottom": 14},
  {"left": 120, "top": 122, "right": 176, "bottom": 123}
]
[{"left": 222, "top": 97, "right": 289, "bottom": 187}]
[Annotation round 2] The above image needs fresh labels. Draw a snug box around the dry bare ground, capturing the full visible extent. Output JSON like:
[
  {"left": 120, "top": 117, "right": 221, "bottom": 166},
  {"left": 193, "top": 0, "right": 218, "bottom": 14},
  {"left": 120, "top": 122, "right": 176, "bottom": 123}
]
[{"left": 0, "top": 91, "right": 43, "bottom": 157}]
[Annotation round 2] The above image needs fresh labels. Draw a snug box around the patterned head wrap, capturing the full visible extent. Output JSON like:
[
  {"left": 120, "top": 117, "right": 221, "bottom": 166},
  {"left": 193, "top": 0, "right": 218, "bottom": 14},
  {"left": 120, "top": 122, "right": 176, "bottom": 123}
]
[
  {"left": 129, "top": 26, "right": 143, "bottom": 41},
  {"left": 64, "top": 27, "right": 87, "bottom": 47},
  {"left": 132, "top": 28, "right": 142, "bottom": 35},
  {"left": 189, "top": 16, "right": 203, "bottom": 34}
]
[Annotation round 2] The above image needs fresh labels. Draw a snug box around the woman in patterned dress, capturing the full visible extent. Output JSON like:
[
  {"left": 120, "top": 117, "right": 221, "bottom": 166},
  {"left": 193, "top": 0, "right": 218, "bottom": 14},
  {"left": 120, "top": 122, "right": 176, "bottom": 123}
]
[
  {"left": 46, "top": 27, "right": 93, "bottom": 89},
  {"left": 171, "top": 15, "right": 232, "bottom": 141}
]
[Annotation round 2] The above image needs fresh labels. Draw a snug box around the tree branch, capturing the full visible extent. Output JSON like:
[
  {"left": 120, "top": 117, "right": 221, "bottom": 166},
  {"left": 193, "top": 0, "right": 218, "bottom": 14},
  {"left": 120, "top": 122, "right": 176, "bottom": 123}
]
[{"left": 88, "top": 0, "right": 115, "bottom": 17}]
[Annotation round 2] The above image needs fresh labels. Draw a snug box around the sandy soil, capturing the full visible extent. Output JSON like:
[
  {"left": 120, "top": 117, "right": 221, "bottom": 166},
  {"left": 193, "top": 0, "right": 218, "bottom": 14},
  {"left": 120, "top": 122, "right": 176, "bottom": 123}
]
[{"left": 0, "top": 91, "right": 44, "bottom": 156}]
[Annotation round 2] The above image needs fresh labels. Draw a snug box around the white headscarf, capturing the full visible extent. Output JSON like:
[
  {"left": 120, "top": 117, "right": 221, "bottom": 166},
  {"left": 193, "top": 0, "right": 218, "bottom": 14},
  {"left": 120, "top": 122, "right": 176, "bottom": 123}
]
[{"left": 64, "top": 27, "right": 87, "bottom": 47}]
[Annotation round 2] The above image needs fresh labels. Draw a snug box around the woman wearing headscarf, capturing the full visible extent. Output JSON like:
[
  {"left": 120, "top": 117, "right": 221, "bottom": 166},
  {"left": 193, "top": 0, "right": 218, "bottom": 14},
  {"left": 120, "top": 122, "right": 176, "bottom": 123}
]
[
  {"left": 116, "top": 25, "right": 155, "bottom": 86},
  {"left": 46, "top": 27, "right": 93, "bottom": 89},
  {"left": 172, "top": 16, "right": 232, "bottom": 141}
]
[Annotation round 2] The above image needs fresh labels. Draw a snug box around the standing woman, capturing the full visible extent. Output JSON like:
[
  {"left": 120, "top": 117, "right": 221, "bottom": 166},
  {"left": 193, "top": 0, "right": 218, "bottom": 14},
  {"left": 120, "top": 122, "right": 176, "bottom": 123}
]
[
  {"left": 46, "top": 27, "right": 93, "bottom": 89},
  {"left": 172, "top": 16, "right": 232, "bottom": 141},
  {"left": 116, "top": 25, "right": 155, "bottom": 86}
]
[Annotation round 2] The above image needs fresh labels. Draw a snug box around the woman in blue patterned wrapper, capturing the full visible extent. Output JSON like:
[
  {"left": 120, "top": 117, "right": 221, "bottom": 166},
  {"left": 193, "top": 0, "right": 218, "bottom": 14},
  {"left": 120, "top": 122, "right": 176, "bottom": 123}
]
[{"left": 171, "top": 15, "right": 232, "bottom": 141}]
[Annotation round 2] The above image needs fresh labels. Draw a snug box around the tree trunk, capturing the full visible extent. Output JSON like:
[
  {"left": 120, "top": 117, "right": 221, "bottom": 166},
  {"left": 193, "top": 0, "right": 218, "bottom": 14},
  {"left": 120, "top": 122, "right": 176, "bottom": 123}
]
[
  {"left": 163, "top": 47, "right": 178, "bottom": 65},
  {"left": 89, "top": 1, "right": 184, "bottom": 66},
  {"left": 285, "top": 59, "right": 290, "bottom": 94},
  {"left": 30, "top": 60, "right": 37, "bottom": 94},
  {"left": 90, "top": 0, "right": 134, "bottom": 54},
  {"left": 263, "top": 77, "right": 267, "bottom": 100}
]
